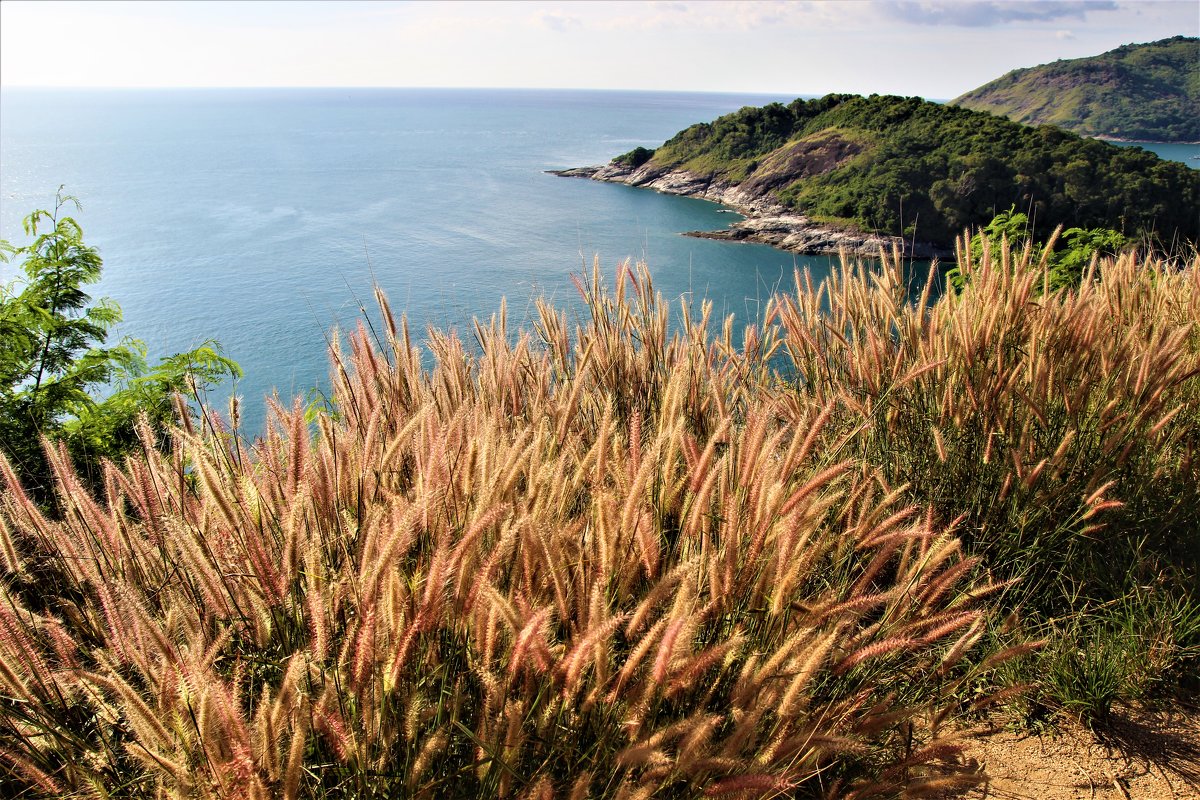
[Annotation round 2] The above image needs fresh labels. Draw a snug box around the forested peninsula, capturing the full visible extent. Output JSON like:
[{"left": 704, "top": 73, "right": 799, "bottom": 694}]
[
  {"left": 554, "top": 93, "right": 1200, "bottom": 257},
  {"left": 953, "top": 36, "right": 1200, "bottom": 143}
]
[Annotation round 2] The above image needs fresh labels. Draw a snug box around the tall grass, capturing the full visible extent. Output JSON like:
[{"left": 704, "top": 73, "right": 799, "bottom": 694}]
[
  {"left": 0, "top": 262, "right": 996, "bottom": 798},
  {"left": 0, "top": 239, "right": 1196, "bottom": 797},
  {"left": 769, "top": 238, "right": 1200, "bottom": 715}
]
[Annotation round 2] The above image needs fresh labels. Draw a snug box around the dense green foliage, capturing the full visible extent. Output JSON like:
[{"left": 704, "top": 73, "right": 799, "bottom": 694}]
[
  {"left": 949, "top": 207, "right": 1130, "bottom": 292},
  {"left": 0, "top": 191, "right": 241, "bottom": 498},
  {"left": 621, "top": 93, "right": 1200, "bottom": 248},
  {"left": 953, "top": 36, "right": 1200, "bottom": 142},
  {"left": 612, "top": 145, "right": 654, "bottom": 168}
]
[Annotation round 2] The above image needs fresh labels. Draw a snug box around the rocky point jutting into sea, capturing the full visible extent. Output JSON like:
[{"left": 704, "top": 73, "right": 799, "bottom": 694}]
[
  {"left": 552, "top": 93, "right": 1200, "bottom": 263},
  {"left": 551, "top": 161, "right": 951, "bottom": 259}
]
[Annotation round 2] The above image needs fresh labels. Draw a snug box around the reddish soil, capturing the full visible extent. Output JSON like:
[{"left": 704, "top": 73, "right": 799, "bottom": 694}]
[{"left": 953, "top": 704, "right": 1200, "bottom": 799}]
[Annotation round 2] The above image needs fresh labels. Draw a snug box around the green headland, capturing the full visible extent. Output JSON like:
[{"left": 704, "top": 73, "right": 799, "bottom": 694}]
[
  {"left": 558, "top": 93, "right": 1199, "bottom": 255},
  {"left": 952, "top": 36, "right": 1200, "bottom": 143}
]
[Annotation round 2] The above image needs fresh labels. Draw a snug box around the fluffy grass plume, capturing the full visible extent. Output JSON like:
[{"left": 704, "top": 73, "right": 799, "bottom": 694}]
[{"left": 1, "top": 239, "right": 1197, "bottom": 797}]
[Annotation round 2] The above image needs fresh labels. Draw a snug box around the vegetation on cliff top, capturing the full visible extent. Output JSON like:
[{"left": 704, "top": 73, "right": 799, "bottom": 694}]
[
  {"left": 952, "top": 36, "right": 1200, "bottom": 143},
  {"left": 618, "top": 93, "right": 1199, "bottom": 249}
]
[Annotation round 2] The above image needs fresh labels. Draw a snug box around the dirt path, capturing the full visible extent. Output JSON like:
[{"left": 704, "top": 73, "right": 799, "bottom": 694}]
[{"left": 953, "top": 704, "right": 1200, "bottom": 799}]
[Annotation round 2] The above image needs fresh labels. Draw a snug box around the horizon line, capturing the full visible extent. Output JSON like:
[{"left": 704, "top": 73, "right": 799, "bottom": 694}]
[{"left": 0, "top": 85, "right": 958, "bottom": 102}]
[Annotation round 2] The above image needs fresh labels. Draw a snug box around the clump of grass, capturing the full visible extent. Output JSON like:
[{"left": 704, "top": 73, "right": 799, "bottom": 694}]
[
  {"left": 1035, "top": 590, "right": 1200, "bottom": 723},
  {"left": 0, "top": 264, "right": 996, "bottom": 798},
  {"left": 767, "top": 236, "right": 1200, "bottom": 719}
]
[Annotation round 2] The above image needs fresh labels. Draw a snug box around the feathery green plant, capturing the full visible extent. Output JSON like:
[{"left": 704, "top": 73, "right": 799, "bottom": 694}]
[{"left": 0, "top": 189, "right": 241, "bottom": 498}]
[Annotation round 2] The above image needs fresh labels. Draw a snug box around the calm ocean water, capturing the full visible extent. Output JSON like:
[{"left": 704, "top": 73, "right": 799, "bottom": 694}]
[
  {"left": 1, "top": 88, "right": 1194, "bottom": 435},
  {"left": 1, "top": 88, "right": 818, "bottom": 434},
  {"left": 1111, "top": 140, "right": 1200, "bottom": 165}
]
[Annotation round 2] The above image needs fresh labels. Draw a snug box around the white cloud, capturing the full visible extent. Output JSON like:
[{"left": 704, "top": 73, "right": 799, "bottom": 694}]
[
  {"left": 876, "top": 1, "right": 1118, "bottom": 27},
  {"left": 534, "top": 10, "right": 582, "bottom": 32}
]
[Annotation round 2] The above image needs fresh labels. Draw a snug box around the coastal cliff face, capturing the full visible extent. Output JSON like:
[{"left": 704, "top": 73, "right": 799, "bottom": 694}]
[{"left": 552, "top": 163, "right": 947, "bottom": 259}]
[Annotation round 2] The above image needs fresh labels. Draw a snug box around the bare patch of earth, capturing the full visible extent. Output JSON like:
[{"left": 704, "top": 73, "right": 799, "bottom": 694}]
[
  {"left": 949, "top": 703, "right": 1200, "bottom": 799},
  {"left": 738, "top": 132, "right": 865, "bottom": 194}
]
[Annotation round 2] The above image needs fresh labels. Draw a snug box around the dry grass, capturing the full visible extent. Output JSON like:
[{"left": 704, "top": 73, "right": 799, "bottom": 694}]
[
  {"left": 0, "top": 241, "right": 1196, "bottom": 798},
  {"left": 777, "top": 238, "right": 1200, "bottom": 602},
  {"left": 771, "top": 238, "right": 1200, "bottom": 714}
]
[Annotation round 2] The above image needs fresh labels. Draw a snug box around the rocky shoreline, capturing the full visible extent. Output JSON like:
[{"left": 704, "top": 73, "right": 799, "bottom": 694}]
[
  {"left": 1092, "top": 135, "right": 1200, "bottom": 144},
  {"left": 550, "top": 163, "right": 951, "bottom": 259}
]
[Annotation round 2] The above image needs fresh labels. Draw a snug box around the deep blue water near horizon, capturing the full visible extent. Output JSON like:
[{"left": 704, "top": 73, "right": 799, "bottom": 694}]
[{"left": 2, "top": 88, "right": 1195, "bottom": 437}]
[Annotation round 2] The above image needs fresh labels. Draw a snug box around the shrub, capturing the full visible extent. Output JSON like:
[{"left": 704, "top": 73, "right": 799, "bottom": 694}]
[
  {"left": 0, "top": 190, "right": 240, "bottom": 499},
  {"left": 614, "top": 146, "right": 655, "bottom": 169},
  {"left": 768, "top": 240, "right": 1199, "bottom": 718}
]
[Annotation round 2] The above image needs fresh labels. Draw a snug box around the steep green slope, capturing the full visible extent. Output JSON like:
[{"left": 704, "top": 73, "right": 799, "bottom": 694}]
[
  {"left": 622, "top": 94, "right": 1199, "bottom": 248},
  {"left": 952, "top": 37, "right": 1199, "bottom": 142}
]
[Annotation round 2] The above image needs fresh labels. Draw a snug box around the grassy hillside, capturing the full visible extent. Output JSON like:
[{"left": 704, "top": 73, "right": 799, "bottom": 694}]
[
  {"left": 953, "top": 37, "right": 1200, "bottom": 142},
  {"left": 623, "top": 94, "right": 1200, "bottom": 248},
  {"left": 1, "top": 242, "right": 1197, "bottom": 796}
]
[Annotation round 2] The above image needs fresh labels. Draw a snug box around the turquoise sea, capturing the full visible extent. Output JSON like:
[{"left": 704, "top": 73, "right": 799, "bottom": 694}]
[
  {"left": 0, "top": 89, "right": 827, "bottom": 435},
  {"left": 1, "top": 89, "right": 1195, "bottom": 435},
  {"left": 1110, "top": 139, "right": 1200, "bottom": 165}
]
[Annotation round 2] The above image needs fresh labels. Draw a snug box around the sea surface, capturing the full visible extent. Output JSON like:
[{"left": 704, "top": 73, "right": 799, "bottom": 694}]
[
  {"left": 1, "top": 89, "right": 812, "bottom": 434},
  {"left": 1, "top": 88, "right": 1194, "bottom": 436},
  {"left": 1110, "top": 140, "right": 1200, "bottom": 165}
]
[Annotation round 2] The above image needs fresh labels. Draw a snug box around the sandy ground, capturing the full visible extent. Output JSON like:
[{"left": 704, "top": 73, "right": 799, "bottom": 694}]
[{"left": 951, "top": 703, "right": 1200, "bottom": 800}]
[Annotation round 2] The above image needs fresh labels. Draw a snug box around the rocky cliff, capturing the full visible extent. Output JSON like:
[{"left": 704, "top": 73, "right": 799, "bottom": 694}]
[{"left": 551, "top": 163, "right": 947, "bottom": 259}]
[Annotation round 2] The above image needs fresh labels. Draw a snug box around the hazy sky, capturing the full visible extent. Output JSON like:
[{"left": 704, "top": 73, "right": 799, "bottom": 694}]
[{"left": 1, "top": 1, "right": 1195, "bottom": 98}]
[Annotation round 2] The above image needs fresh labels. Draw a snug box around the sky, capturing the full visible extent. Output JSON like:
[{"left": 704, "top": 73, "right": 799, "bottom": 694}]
[{"left": 1, "top": 1, "right": 1196, "bottom": 98}]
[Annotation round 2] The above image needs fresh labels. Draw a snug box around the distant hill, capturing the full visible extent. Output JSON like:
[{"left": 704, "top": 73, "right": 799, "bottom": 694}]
[
  {"left": 559, "top": 94, "right": 1199, "bottom": 254},
  {"left": 952, "top": 37, "right": 1199, "bottom": 143}
]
